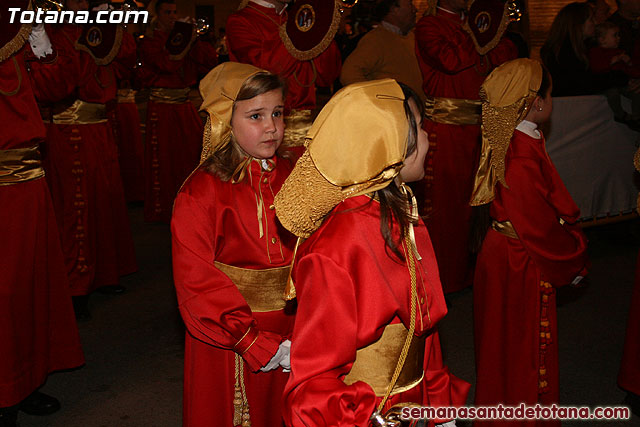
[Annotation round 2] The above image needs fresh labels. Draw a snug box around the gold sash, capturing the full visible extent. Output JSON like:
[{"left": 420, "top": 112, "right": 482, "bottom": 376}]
[
  {"left": 0, "top": 145, "right": 45, "bottom": 186},
  {"left": 214, "top": 261, "right": 290, "bottom": 312},
  {"left": 344, "top": 323, "right": 425, "bottom": 397},
  {"left": 149, "top": 87, "right": 190, "bottom": 104},
  {"left": 491, "top": 219, "right": 518, "bottom": 239},
  {"left": 283, "top": 109, "right": 312, "bottom": 147},
  {"left": 424, "top": 96, "right": 482, "bottom": 125},
  {"left": 117, "top": 88, "right": 136, "bottom": 104},
  {"left": 51, "top": 99, "right": 108, "bottom": 125}
]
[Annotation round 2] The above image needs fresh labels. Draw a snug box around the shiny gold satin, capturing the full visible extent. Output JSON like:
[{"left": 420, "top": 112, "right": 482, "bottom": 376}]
[
  {"left": 344, "top": 323, "right": 425, "bottom": 397},
  {"left": 0, "top": 145, "right": 45, "bottom": 186},
  {"left": 149, "top": 87, "right": 190, "bottom": 104},
  {"left": 424, "top": 96, "right": 482, "bottom": 125},
  {"left": 214, "top": 261, "right": 290, "bottom": 312},
  {"left": 52, "top": 99, "right": 108, "bottom": 125},
  {"left": 116, "top": 88, "right": 136, "bottom": 104},
  {"left": 275, "top": 80, "right": 408, "bottom": 241},
  {"left": 491, "top": 219, "right": 518, "bottom": 239},
  {"left": 283, "top": 109, "right": 312, "bottom": 147},
  {"left": 469, "top": 58, "right": 543, "bottom": 206},
  {"left": 199, "top": 62, "right": 265, "bottom": 159}
]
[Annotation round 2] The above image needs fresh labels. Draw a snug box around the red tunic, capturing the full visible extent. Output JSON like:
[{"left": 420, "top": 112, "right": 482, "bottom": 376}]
[
  {"left": 138, "top": 29, "right": 217, "bottom": 222},
  {"left": 473, "top": 130, "right": 588, "bottom": 426},
  {"left": 414, "top": 8, "right": 517, "bottom": 293},
  {"left": 588, "top": 46, "right": 640, "bottom": 78},
  {"left": 0, "top": 47, "right": 84, "bottom": 407},
  {"left": 172, "top": 157, "right": 298, "bottom": 427},
  {"left": 110, "top": 31, "right": 144, "bottom": 202},
  {"left": 283, "top": 196, "right": 469, "bottom": 426},
  {"left": 618, "top": 251, "right": 640, "bottom": 396},
  {"left": 226, "top": 2, "right": 342, "bottom": 111},
  {"left": 30, "top": 24, "right": 138, "bottom": 296}
]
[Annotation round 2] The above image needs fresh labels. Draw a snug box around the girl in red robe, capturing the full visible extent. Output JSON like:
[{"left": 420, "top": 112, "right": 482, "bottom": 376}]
[
  {"left": 171, "top": 62, "right": 298, "bottom": 427},
  {"left": 275, "top": 80, "right": 469, "bottom": 426},
  {"left": 469, "top": 59, "right": 589, "bottom": 426}
]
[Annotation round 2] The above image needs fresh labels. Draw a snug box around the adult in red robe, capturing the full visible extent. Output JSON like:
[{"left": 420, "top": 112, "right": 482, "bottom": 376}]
[
  {"left": 473, "top": 129, "right": 588, "bottom": 426},
  {"left": 30, "top": 19, "right": 138, "bottom": 311},
  {"left": 172, "top": 158, "right": 298, "bottom": 427},
  {"left": 283, "top": 196, "right": 470, "bottom": 426},
  {"left": 109, "top": 30, "right": 144, "bottom": 202},
  {"left": 0, "top": 37, "right": 84, "bottom": 425},
  {"left": 226, "top": 0, "right": 342, "bottom": 145},
  {"left": 137, "top": 0, "right": 217, "bottom": 223},
  {"left": 414, "top": 0, "right": 517, "bottom": 293}
]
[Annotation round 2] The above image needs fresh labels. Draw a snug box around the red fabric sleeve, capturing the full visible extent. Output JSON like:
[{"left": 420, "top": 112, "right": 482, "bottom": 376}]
[
  {"left": 171, "top": 190, "right": 280, "bottom": 372},
  {"left": 312, "top": 41, "right": 342, "bottom": 88},
  {"left": 284, "top": 253, "right": 377, "bottom": 427},
  {"left": 112, "top": 31, "right": 138, "bottom": 80},
  {"left": 415, "top": 18, "right": 477, "bottom": 74},
  {"left": 226, "top": 13, "right": 301, "bottom": 77},
  {"left": 188, "top": 39, "right": 218, "bottom": 78},
  {"left": 486, "top": 37, "right": 518, "bottom": 67},
  {"left": 500, "top": 156, "right": 589, "bottom": 286},
  {"left": 138, "top": 34, "right": 183, "bottom": 74}
]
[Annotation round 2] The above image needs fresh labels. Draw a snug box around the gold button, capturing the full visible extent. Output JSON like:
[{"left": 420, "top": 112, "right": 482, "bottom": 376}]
[
  {"left": 271, "top": 237, "right": 277, "bottom": 244},
  {"left": 420, "top": 297, "right": 425, "bottom": 304},
  {"left": 263, "top": 178, "right": 268, "bottom": 183},
  {"left": 269, "top": 204, "right": 275, "bottom": 210}
]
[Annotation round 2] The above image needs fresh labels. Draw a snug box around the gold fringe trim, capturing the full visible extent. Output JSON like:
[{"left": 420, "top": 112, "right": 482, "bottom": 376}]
[
  {"left": 74, "top": 24, "right": 123, "bottom": 66},
  {"left": 462, "top": 0, "right": 512, "bottom": 56},
  {"left": 0, "top": 18, "right": 32, "bottom": 63},
  {"left": 278, "top": 1, "right": 341, "bottom": 61}
]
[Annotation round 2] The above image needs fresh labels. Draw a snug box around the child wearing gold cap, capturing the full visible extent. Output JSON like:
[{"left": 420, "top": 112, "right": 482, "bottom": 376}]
[
  {"left": 275, "top": 79, "right": 469, "bottom": 426},
  {"left": 470, "top": 58, "right": 589, "bottom": 424},
  {"left": 171, "top": 62, "right": 298, "bottom": 427}
]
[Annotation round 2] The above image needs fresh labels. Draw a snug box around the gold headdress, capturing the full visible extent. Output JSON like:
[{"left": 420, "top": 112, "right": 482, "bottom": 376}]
[
  {"left": 198, "top": 61, "right": 266, "bottom": 162},
  {"left": 275, "top": 79, "right": 409, "bottom": 238},
  {"left": 469, "top": 58, "right": 543, "bottom": 206}
]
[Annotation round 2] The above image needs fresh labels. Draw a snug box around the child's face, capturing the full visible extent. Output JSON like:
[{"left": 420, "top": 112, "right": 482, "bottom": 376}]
[
  {"left": 399, "top": 99, "right": 429, "bottom": 183},
  {"left": 231, "top": 89, "right": 285, "bottom": 160},
  {"left": 599, "top": 28, "right": 620, "bottom": 49}
]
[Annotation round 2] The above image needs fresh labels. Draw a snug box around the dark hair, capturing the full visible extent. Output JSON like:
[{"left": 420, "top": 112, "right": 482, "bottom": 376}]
[
  {"left": 595, "top": 21, "right": 619, "bottom": 40},
  {"left": 376, "top": 82, "right": 425, "bottom": 261},
  {"left": 202, "top": 72, "right": 287, "bottom": 182},
  {"left": 469, "top": 65, "right": 551, "bottom": 253},
  {"left": 155, "top": 0, "right": 175, "bottom": 13},
  {"left": 373, "top": 0, "right": 400, "bottom": 22},
  {"left": 540, "top": 2, "right": 593, "bottom": 69}
]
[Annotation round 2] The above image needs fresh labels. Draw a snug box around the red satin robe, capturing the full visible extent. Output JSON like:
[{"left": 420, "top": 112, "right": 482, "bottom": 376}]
[
  {"left": 414, "top": 8, "right": 517, "bottom": 293},
  {"left": 283, "top": 196, "right": 470, "bottom": 427},
  {"left": 30, "top": 24, "right": 137, "bottom": 296},
  {"left": 0, "top": 47, "right": 84, "bottom": 407},
  {"left": 172, "top": 157, "right": 298, "bottom": 427},
  {"left": 618, "top": 251, "right": 640, "bottom": 396},
  {"left": 138, "top": 29, "right": 217, "bottom": 223},
  {"left": 109, "top": 31, "right": 144, "bottom": 202},
  {"left": 226, "top": 2, "right": 342, "bottom": 111},
  {"left": 473, "top": 130, "right": 589, "bottom": 426}
]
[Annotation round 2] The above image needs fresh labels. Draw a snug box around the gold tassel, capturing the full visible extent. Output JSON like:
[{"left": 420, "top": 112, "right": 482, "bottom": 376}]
[{"left": 233, "top": 353, "right": 251, "bottom": 426}]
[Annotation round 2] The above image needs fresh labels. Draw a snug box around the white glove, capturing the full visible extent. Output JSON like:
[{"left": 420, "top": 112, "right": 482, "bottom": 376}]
[
  {"left": 436, "top": 421, "right": 456, "bottom": 427},
  {"left": 29, "top": 24, "right": 52, "bottom": 59},
  {"left": 279, "top": 339, "right": 291, "bottom": 372},
  {"left": 92, "top": 3, "right": 113, "bottom": 11},
  {"left": 260, "top": 339, "right": 291, "bottom": 372}
]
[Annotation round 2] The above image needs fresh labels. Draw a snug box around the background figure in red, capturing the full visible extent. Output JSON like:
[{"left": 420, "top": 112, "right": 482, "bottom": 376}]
[
  {"left": 0, "top": 15, "right": 84, "bottom": 427},
  {"left": 137, "top": 0, "right": 217, "bottom": 222},
  {"left": 618, "top": 152, "right": 640, "bottom": 417},
  {"left": 30, "top": 0, "right": 138, "bottom": 320},
  {"left": 110, "top": 29, "right": 145, "bottom": 203},
  {"left": 226, "top": 0, "right": 342, "bottom": 145},
  {"left": 413, "top": 0, "right": 516, "bottom": 294},
  {"left": 471, "top": 59, "right": 589, "bottom": 426}
]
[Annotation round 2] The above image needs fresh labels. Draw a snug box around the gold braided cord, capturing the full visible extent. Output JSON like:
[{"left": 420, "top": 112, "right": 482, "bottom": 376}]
[
  {"left": 0, "top": 57, "right": 22, "bottom": 97},
  {"left": 233, "top": 353, "right": 251, "bottom": 426},
  {"left": 0, "top": 2, "right": 32, "bottom": 63},
  {"left": 377, "top": 233, "right": 417, "bottom": 412}
]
